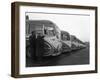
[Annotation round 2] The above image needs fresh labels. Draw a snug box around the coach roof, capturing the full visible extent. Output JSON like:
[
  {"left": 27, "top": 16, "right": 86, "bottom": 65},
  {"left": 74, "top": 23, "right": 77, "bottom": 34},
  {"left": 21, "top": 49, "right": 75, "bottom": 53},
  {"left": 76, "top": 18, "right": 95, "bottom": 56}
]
[{"left": 26, "top": 20, "right": 55, "bottom": 26}]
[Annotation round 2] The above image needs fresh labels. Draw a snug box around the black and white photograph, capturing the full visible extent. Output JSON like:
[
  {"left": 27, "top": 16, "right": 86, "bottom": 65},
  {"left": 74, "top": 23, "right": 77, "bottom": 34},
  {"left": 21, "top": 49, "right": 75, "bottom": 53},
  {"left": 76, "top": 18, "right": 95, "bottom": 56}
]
[
  {"left": 11, "top": 2, "right": 97, "bottom": 78},
  {"left": 26, "top": 12, "right": 90, "bottom": 67}
]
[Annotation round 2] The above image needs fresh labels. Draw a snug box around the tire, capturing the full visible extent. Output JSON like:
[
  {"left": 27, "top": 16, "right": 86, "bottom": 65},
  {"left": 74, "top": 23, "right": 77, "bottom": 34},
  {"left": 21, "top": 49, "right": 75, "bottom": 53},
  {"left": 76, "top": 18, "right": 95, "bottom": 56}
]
[{"left": 26, "top": 46, "right": 34, "bottom": 58}]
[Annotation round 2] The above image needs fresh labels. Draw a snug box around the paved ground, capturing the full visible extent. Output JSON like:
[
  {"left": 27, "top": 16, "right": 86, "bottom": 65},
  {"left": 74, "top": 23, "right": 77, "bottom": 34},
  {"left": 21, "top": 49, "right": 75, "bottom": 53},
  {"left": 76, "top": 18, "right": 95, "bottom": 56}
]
[{"left": 26, "top": 46, "right": 89, "bottom": 67}]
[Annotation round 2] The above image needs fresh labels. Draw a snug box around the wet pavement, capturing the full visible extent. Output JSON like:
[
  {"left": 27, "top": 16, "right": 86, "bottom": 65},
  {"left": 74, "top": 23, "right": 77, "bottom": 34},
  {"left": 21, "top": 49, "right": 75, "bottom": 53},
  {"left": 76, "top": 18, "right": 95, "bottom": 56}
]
[{"left": 26, "top": 46, "right": 89, "bottom": 67}]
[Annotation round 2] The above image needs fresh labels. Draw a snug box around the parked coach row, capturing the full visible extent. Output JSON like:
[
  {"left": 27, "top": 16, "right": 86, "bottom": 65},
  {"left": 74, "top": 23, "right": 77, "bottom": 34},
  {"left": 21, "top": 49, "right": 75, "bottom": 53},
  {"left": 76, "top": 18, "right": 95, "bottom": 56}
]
[{"left": 26, "top": 19, "right": 86, "bottom": 58}]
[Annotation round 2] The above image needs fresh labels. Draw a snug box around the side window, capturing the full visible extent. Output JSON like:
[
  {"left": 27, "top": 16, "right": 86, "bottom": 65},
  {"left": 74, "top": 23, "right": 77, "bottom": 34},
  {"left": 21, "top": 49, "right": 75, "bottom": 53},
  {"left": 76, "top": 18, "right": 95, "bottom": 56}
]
[
  {"left": 29, "top": 24, "right": 44, "bottom": 35},
  {"left": 26, "top": 23, "right": 31, "bottom": 35}
]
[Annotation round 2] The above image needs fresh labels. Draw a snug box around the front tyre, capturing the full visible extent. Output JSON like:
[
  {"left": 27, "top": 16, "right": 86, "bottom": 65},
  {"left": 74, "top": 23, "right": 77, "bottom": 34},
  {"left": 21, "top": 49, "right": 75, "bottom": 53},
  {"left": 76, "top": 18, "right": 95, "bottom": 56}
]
[{"left": 26, "top": 46, "right": 34, "bottom": 58}]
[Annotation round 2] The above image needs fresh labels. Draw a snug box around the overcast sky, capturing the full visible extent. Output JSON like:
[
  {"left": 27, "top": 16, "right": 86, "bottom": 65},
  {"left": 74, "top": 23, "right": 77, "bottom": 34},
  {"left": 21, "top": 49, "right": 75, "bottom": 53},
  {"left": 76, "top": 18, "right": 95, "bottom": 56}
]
[{"left": 26, "top": 12, "right": 90, "bottom": 42}]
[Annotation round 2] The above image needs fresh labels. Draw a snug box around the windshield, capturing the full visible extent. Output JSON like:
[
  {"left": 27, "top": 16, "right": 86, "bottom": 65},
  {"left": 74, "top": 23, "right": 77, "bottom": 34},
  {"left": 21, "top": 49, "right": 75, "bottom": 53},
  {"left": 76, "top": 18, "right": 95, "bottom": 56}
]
[
  {"left": 61, "top": 32, "right": 70, "bottom": 41},
  {"left": 26, "top": 21, "right": 56, "bottom": 37},
  {"left": 44, "top": 26, "right": 55, "bottom": 36}
]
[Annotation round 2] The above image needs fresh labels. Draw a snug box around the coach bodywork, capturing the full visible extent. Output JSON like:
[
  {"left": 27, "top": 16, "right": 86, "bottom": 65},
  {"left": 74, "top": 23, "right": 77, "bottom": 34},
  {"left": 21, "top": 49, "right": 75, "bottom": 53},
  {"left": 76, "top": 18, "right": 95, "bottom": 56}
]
[
  {"left": 26, "top": 20, "right": 62, "bottom": 57},
  {"left": 70, "top": 35, "right": 86, "bottom": 50},
  {"left": 61, "top": 31, "right": 71, "bottom": 53}
]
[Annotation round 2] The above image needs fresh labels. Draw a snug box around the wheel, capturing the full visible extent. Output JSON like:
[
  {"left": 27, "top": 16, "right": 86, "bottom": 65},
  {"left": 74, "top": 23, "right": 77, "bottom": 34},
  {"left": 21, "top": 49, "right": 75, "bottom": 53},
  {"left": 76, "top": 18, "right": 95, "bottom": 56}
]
[{"left": 26, "top": 46, "right": 34, "bottom": 58}]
